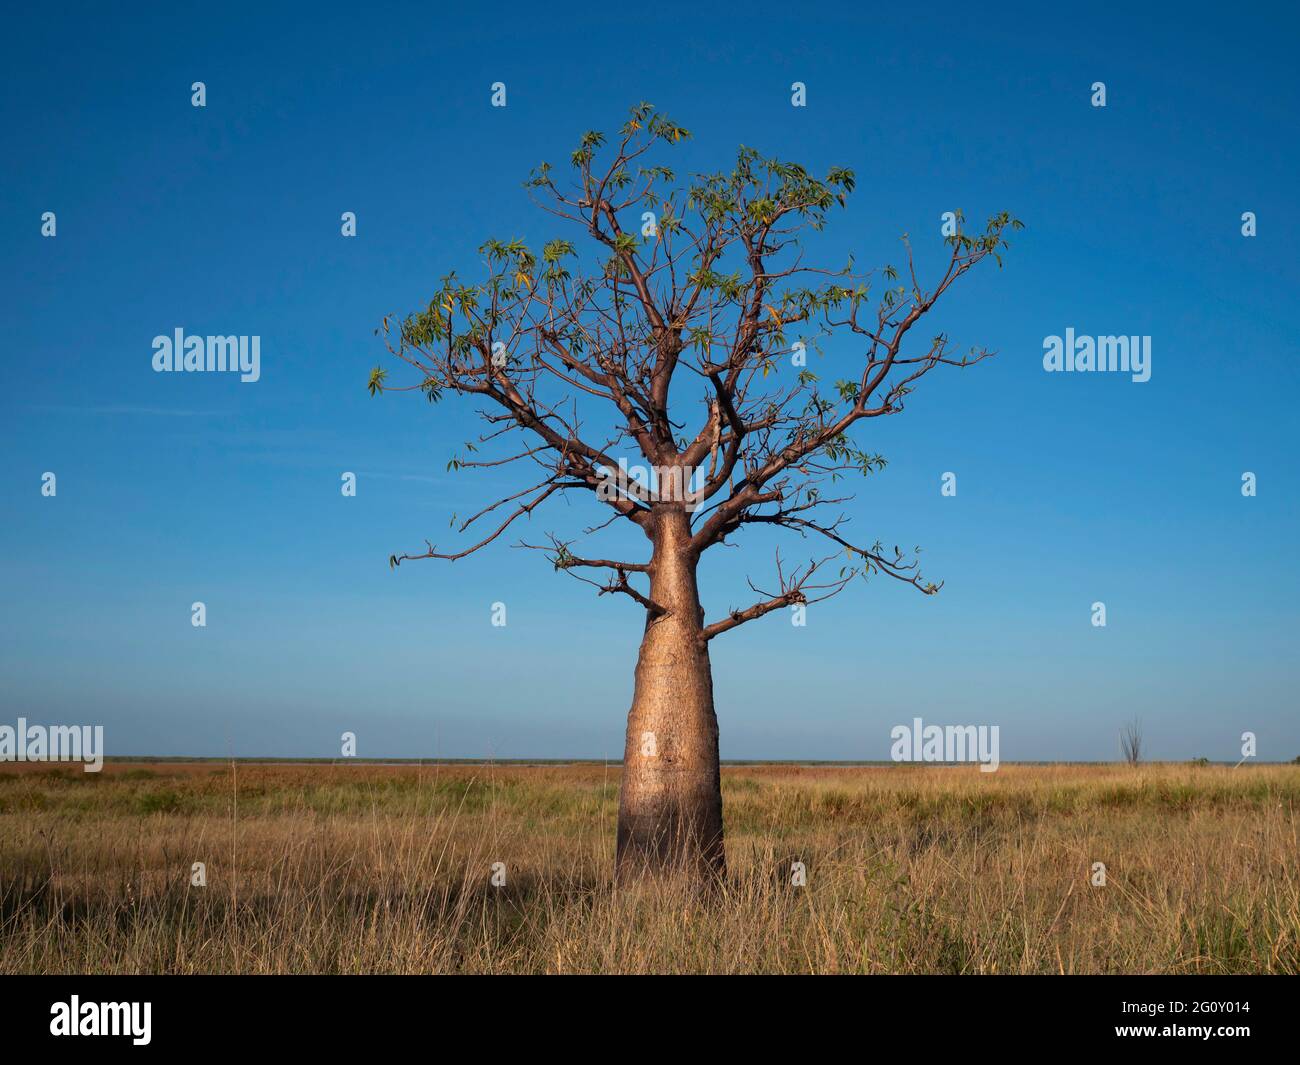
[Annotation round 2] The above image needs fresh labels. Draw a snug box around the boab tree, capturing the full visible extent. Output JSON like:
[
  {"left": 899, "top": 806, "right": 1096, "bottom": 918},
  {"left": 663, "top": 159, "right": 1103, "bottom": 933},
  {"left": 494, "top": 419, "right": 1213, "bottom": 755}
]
[{"left": 371, "top": 104, "right": 1019, "bottom": 882}]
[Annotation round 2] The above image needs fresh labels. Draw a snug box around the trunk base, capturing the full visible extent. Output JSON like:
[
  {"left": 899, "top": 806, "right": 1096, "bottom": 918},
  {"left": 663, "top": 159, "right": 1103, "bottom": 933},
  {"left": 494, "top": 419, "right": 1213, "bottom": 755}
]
[{"left": 614, "top": 508, "right": 725, "bottom": 883}]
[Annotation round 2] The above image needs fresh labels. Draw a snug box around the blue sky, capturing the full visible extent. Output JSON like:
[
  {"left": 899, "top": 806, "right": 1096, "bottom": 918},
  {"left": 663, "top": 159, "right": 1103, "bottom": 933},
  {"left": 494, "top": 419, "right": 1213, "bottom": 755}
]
[{"left": 2, "top": 2, "right": 1296, "bottom": 761}]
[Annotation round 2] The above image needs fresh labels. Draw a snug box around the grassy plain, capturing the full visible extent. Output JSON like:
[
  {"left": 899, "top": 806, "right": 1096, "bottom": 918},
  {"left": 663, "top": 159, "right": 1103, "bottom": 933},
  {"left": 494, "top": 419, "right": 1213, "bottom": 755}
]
[{"left": 1, "top": 761, "right": 1296, "bottom": 974}]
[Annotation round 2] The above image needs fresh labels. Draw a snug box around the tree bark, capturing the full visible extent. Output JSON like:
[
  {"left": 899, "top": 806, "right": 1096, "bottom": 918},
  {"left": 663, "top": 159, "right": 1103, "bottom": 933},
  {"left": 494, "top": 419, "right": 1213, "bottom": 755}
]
[{"left": 616, "top": 507, "right": 725, "bottom": 881}]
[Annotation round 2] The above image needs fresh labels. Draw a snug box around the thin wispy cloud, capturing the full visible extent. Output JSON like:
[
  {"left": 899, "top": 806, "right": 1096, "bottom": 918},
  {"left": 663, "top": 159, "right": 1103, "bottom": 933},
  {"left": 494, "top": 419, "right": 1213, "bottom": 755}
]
[
  {"left": 357, "top": 470, "right": 445, "bottom": 484},
  {"left": 34, "top": 405, "right": 232, "bottom": 417}
]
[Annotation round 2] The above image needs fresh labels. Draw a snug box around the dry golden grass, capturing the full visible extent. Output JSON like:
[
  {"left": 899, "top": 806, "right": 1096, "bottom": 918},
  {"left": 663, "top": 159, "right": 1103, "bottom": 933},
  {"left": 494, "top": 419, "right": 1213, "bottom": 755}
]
[{"left": 1, "top": 761, "right": 1296, "bottom": 974}]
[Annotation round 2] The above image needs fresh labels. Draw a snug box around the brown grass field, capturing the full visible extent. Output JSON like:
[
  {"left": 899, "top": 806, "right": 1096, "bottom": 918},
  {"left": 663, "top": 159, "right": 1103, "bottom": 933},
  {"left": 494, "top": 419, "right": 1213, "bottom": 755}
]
[{"left": 1, "top": 761, "right": 1296, "bottom": 974}]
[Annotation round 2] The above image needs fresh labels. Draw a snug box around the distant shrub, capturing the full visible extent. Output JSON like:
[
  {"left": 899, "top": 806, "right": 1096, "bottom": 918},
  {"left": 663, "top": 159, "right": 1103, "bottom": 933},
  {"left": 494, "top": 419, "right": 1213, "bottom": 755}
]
[
  {"left": 1190, "top": 757, "right": 1210, "bottom": 767},
  {"left": 119, "top": 769, "right": 158, "bottom": 781},
  {"left": 134, "top": 790, "right": 184, "bottom": 815}
]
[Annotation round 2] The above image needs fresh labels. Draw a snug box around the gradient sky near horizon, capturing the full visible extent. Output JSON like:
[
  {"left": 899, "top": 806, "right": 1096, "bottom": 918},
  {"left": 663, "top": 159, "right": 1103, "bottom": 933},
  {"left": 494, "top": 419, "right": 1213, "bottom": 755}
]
[{"left": 2, "top": 3, "right": 1297, "bottom": 761}]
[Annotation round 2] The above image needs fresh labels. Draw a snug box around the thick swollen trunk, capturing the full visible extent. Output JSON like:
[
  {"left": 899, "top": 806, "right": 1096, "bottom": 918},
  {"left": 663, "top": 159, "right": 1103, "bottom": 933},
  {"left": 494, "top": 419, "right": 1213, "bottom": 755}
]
[{"left": 616, "top": 509, "right": 725, "bottom": 881}]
